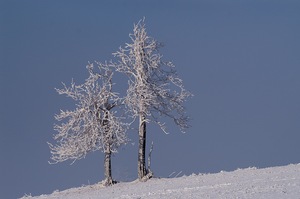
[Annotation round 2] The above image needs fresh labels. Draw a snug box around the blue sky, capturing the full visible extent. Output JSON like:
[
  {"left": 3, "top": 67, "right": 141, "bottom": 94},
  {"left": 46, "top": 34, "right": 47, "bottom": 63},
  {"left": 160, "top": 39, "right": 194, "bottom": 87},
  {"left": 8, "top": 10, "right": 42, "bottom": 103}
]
[{"left": 1, "top": 1, "right": 300, "bottom": 198}]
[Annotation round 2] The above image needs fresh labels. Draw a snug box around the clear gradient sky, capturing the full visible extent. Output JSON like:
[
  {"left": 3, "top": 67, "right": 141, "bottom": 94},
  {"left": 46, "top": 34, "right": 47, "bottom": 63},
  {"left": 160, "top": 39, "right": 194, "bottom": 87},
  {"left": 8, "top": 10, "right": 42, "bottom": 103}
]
[{"left": 1, "top": 1, "right": 300, "bottom": 198}]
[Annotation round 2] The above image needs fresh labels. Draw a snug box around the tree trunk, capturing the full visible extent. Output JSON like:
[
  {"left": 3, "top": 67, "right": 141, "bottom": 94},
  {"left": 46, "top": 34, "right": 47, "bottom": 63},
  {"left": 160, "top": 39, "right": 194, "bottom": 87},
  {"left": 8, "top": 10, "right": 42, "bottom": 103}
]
[
  {"left": 104, "top": 144, "right": 113, "bottom": 186},
  {"left": 138, "top": 114, "right": 147, "bottom": 180},
  {"left": 103, "top": 110, "right": 113, "bottom": 186}
]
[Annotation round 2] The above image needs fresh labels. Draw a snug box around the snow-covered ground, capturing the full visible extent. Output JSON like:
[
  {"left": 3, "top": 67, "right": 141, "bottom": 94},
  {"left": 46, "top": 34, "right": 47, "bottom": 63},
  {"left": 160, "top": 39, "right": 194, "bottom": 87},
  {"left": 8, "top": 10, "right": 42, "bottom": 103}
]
[{"left": 22, "top": 163, "right": 300, "bottom": 199}]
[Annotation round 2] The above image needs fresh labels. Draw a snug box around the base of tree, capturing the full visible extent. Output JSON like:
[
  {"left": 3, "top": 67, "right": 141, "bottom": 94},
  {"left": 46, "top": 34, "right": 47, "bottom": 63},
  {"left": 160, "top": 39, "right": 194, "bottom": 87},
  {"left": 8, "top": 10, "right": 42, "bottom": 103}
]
[
  {"left": 102, "top": 177, "right": 118, "bottom": 186},
  {"left": 140, "top": 170, "right": 153, "bottom": 182}
]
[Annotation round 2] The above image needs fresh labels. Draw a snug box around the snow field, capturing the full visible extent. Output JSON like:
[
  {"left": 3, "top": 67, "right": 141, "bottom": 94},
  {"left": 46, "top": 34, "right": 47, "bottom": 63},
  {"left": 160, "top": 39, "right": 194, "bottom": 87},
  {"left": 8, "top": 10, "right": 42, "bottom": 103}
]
[{"left": 22, "top": 163, "right": 300, "bottom": 199}]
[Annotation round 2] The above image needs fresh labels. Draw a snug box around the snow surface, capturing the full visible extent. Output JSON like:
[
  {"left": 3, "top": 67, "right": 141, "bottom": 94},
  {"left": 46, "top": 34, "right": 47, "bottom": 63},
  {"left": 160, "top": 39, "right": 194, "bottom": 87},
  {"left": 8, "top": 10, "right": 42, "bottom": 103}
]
[{"left": 22, "top": 163, "right": 300, "bottom": 199}]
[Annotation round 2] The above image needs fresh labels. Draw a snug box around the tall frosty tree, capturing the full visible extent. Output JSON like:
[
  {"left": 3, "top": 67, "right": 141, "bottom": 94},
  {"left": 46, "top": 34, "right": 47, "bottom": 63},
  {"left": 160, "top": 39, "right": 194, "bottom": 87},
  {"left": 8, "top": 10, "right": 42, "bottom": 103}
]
[
  {"left": 113, "top": 19, "right": 192, "bottom": 180},
  {"left": 48, "top": 63, "right": 128, "bottom": 186}
]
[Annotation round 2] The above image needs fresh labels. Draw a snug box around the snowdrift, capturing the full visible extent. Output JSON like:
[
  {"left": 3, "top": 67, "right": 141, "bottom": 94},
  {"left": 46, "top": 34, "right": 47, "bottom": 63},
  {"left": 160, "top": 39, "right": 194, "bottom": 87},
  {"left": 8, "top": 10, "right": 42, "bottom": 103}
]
[{"left": 22, "top": 163, "right": 300, "bottom": 199}]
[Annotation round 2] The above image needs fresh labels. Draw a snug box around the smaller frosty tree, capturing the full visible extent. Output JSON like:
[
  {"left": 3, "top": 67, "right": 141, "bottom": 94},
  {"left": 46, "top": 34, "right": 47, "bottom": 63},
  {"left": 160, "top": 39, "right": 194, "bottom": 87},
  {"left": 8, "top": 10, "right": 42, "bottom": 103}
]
[
  {"left": 113, "top": 19, "right": 192, "bottom": 180},
  {"left": 48, "top": 62, "right": 128, "bottom": 186}
]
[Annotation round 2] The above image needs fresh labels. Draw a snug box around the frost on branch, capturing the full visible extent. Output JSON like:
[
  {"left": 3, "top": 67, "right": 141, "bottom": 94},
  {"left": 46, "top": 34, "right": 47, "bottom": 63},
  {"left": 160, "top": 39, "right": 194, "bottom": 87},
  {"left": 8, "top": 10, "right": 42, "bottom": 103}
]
[
  {"left": 113, "top": 19, "right": 193, "bottom": 133},
  {"left": 48, "top": 63, "right": 128, "bottom": 165}
]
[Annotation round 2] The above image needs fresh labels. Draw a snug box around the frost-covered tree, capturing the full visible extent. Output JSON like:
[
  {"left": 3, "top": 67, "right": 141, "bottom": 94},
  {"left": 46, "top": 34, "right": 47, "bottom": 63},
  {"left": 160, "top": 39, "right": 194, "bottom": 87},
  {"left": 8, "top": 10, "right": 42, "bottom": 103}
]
[
  {"left": 48, "top": 63, "right": 128, "bottom": 186},
  {"left": 113, "top": 19, "right": 192, "bottom": 180}
]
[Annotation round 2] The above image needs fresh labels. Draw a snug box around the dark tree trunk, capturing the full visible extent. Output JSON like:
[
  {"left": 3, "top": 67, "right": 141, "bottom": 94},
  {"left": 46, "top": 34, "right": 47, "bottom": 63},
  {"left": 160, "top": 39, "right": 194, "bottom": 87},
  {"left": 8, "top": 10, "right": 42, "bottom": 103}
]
[
  {"left": 102, "top": 110, "right": 113, "bottom": 186},
  {"left": 138, "top": 114, "right": 147, "bottom": 180},
  {"left": 104, "top": 144, "right": 113, "bottom": 186}
]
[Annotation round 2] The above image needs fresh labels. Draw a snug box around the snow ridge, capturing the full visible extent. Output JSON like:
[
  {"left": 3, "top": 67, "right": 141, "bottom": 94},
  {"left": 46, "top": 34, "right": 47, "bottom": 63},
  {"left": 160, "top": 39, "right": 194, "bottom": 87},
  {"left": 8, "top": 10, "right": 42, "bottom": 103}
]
[{"left": 21, "top": 163, "right": 300, "bottom": 199}]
